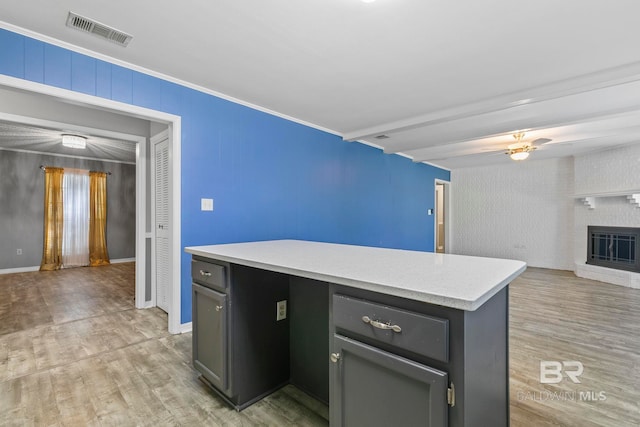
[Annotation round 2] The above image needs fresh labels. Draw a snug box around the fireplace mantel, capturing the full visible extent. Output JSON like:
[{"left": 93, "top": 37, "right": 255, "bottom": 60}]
[{"left": 573, "top": 189, "right": 640, "bottom": 209}]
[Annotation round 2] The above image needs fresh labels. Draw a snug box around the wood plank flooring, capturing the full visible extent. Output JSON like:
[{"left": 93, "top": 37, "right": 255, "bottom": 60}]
[
  {"left": 0, "top": 264, "right": 328, "bottom": 426},
  {"left": 509, "top": 268, "right": 640, "bottom": 427},
  {"left": 0, "top": 264, "right": 638, "bottom": 426}
]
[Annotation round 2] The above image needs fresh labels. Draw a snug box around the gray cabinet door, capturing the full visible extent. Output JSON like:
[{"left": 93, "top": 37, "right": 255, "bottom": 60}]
[
  {"left": 331, "top": 334, "right": 448, "bottom": 427},
  {"left": 192, "top": 283, "right": 228, "bottom": 393}
]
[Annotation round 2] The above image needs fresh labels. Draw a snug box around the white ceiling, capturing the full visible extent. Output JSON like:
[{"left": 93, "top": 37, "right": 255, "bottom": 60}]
[
  {"left": 0, "top": 120, "right": 136, "bottom": 163},
  {"left": 0, "top": 85, "right": 152, "bottom": 163},
  {"left": 2, "top": 0, "right": 640, "bottom": 168}
]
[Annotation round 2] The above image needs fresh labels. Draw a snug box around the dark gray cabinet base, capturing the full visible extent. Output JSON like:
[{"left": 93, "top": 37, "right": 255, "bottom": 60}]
[
  {"left": 332, "top": 334, "right": 448, "bottom": 427},
  {"left": 191, "top": 256, "right": 509, "bottom": 426},
  {"left": 192, "top": 283, "right": 227, "bottom": 392},
  {"left": 329, "top": 284, "right": 509, "bottom": 427}
]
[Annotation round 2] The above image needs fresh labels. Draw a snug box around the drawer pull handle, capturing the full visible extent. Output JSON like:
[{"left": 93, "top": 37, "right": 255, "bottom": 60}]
[
  {"left": 199, "top": 270, "right": 212, "bottom": 277},
  {"left": 362, "top": 316, "right": 402, "bottom": 333}
]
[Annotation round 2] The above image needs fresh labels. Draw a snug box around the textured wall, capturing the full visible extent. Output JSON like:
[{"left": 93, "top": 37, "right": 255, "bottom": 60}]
[
  {"left": 0, "top": 150, "right": 136, "bottom": 269},
  {"left": 451, "top": 157, "right": 574, "bottom": 270},
  {"left": 0, "top": 28, "right": 450, "bottom": 323},
  {"left": 573, "top": 144, "right": 640, "bottom": 265},
  {"left": 574, "top": 143, "right": 640, "bottom": 195}
]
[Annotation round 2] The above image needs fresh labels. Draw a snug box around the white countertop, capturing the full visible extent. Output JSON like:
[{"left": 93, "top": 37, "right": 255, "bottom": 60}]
[{"left": 185, "top": 240, "right": 526, "bottom": 311}]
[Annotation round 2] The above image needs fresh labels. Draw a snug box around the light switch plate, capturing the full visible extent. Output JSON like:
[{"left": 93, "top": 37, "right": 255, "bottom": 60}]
[{"left": 201, "top": 198, "right": 214, "bottom": 211}]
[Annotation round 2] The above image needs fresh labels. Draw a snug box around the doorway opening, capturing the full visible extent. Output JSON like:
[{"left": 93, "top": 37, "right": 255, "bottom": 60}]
[
  {"left": 434, "top": 180, "right": 450, "bottom": 254},
  {"left": 0, "top": 74, "right": 183, "bottom": 334}
]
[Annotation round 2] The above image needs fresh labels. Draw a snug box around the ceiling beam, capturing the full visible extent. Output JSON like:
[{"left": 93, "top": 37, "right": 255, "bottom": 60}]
[
  {"left": 343, "top": 61, "right": 640, "bottom": 144},
  {"left": 379, "top": 80, "right": 640, "bottom": 155}
]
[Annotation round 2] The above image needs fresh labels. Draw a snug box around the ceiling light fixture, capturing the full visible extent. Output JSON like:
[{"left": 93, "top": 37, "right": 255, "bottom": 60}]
[
  {"left": 361, "top": 0, "right": 376, "bottom": 3},
  {"left": 506, "top": 132, "right": 535, "bottom": 161},
  {"left": 508, "top": 148, "right": 530, "bottom": 161},
  {"left": 62, "top": 134, "right": 87, "bottom": 149}
]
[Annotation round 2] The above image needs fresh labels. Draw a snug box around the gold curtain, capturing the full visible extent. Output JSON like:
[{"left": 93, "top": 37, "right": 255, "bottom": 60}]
[
  {"left": 40, "top": 167, "right": 64, "bottom": 271},
  {"left": 89, "top": 171, "right": 110, "bottom": 266}
]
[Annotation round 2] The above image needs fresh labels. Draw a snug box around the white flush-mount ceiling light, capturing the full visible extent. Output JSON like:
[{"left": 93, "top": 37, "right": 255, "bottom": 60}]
[
  {"left": 361, "top": 0, "right": 376, "bottom": 3},
  {"left": 62, "top": 134, "right": 87, "bottom": 149}
]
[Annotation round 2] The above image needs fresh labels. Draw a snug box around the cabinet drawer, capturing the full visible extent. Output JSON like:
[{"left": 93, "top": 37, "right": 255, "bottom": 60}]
[
  {"left": 192, "top": 260, "right": 227, "bottom": 291},
  {"left": 333, "top": 294, "right": 449, "bottom": 363}
]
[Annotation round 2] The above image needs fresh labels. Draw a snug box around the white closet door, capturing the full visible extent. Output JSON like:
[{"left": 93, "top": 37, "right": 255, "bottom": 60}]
[{"left": 153, "top": 137, "right": 170, "bottom": 313}]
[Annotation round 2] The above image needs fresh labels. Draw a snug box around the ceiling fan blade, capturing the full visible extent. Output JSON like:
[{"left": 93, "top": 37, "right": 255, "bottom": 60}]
[{"left": 531, "top": 137, "right": 552, "bottom": 145}]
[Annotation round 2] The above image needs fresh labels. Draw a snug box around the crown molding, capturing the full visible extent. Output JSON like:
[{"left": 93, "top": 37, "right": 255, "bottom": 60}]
[{"left": 0, "top": 21, "right": 341, "bottom": 138}]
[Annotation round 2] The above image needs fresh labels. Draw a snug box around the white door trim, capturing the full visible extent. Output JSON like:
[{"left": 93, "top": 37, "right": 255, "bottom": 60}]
[
  {"left": 0, "top": 74, "right": 183, "bottom": 334},
  {"left": 434, "top": 179, "right": 451, "bottom": 254}
]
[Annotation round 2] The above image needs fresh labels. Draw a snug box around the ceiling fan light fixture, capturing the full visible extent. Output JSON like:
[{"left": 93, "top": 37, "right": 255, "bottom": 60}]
[
  {"left": 62, "top": 134, "right": 87, "bottom": 149},
  {"left": 509, "top": 150, "right": 530, "bottom": 161},
  {"left": 506, "top": 132, "right": 537, "bottom": 161}
]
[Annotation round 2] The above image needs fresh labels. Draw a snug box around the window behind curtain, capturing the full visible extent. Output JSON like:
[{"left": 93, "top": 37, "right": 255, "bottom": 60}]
[{"left": 62, "top": 169, "right": 90, "bottom": 267}]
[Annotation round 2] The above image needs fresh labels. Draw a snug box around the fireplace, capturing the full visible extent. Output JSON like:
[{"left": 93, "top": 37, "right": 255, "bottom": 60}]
[{"left": 587, "top": 226, "right": 640, "bottom": 273}]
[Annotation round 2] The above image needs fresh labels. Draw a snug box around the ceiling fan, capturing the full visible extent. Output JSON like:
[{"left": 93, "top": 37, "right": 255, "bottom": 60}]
[{"left": 505, "top": 132, "right": 551, "bottom": 161}]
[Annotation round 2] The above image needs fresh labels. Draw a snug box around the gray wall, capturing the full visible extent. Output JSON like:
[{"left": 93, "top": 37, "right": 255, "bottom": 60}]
[{"left": 0, "top": 150, "right": 136, "bottom": 269}]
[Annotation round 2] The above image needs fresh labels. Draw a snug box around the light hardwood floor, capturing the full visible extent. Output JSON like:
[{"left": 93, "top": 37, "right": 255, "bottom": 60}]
[
  {"left": 0, "top": 264, "right": 638, "bottom": 426},
  {"left": 0, "top": 264, "right": 328, "bottom": 426},
  {"left": 509, "top": 268, "right": 640, "bottom": 427}
]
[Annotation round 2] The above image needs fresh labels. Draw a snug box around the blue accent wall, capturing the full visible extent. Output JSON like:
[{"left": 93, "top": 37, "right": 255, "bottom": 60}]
[{"left": 0, "top": 28, "right": 450, "bottom": 324}]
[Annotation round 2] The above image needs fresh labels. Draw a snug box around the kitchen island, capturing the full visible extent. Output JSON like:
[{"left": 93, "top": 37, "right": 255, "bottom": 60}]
[{"left": 185, "top": 240, "right": 526, "bottom": 427}]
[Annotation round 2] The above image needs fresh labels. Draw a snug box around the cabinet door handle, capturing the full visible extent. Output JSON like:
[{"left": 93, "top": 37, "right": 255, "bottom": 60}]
[
  {"left": 215, "top": 305, "right": 223, "bottom": 311},
  {"left": 199, "top": 270, "right": 212, "bottom": 277},
  {"left": 362, "top": 316, "right": 402, "bottom": 333},
  {"left": 330, "top": 352, "right": 340, "bottom": 363}
]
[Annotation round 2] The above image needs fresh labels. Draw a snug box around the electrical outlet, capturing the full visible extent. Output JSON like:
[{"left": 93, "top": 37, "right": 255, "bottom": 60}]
[
  {"left": 16, "top": 249, "right": 22, "bottom": 255},
  {"left": 276, "top": 300, "right": 287, "bottom": 321}
]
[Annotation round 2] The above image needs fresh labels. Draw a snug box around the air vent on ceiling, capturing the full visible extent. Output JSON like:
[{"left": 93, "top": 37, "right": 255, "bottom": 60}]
[
  {"left": 66, "top": 12, "right": 132, "bottom": 47},
  {"left": 375, "top": 134, "right": 390, "bottom": 140}
]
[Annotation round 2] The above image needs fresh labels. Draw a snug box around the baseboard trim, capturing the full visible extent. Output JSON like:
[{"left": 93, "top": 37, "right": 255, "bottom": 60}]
[
  {"left": 0, "top": 258, "right": 135, "bottom": 275},
  {"left": 139, "top": 301, "right": 155, "bottom": 309},
  {"left": 179, "top": 322, "right": 192, "bottom": 334},
  {"left": 111, "top": 258, "right": 136, "bottom": 264},
  {"left": 0, "top": 265, "right": 40, "bottom": 275}
]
